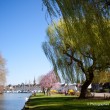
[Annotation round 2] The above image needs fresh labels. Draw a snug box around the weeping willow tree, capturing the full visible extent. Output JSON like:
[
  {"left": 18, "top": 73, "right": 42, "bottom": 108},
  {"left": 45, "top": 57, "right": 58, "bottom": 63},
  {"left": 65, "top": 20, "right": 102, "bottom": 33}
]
[
  {"left": 42, "top": 18, "right": 110, "bottom": 98},
  {"left": 42, "top": 0, "right": 110, "bottom": 56},
  {"left": 42, "top": 0, "right": 110, "bottom": 98},
  {"left": 42, "top": 0, "right": 110, "bottom": 19}
]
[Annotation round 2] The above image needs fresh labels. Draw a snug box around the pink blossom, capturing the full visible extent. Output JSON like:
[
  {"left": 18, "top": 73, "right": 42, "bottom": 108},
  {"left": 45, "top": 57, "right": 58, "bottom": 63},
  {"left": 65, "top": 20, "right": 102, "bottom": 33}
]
[{"left": 40, "top": 70, "right": 60, "bottom": 90}]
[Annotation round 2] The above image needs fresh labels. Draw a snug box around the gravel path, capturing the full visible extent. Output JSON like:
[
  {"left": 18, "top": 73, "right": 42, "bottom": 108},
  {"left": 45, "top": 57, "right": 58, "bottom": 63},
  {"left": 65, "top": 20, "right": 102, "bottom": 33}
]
[{"left": 91, "top": 93, "right": 110, "bottom": 98}]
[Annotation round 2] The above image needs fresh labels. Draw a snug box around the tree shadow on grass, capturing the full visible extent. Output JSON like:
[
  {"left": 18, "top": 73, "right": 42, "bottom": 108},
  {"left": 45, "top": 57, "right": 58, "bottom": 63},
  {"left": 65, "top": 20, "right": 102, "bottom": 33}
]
[
  {"left": 28, "top": 97, "right": 75, "bottom": 106},
  {"left": 26, "top": 97, "right": 110, "bottom": 110},
  {"left": 27, "top": 104, "right": 110, "bottom": 110}
]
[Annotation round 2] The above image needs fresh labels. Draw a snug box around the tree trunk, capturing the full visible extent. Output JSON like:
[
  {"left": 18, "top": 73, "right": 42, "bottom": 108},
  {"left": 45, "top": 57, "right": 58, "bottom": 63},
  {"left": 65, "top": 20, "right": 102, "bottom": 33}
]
[
  {"left": 79, "top": 69, "right": 94, "bottom": 99},
  {"left": 47, "top": 88, "right": 51, "bottom": 96},
  {"left": 42, "top": 88, "right": 45, "bottom": 95}
]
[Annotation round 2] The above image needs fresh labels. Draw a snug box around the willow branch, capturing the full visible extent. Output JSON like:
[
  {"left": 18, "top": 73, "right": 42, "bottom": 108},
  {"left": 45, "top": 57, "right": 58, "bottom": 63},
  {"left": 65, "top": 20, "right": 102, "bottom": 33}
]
[
  {"left": 80, "top": 52, "right": 93, "bottom": 60},
  {"left": 65, "top": 52, "right": 86, "bottom": 74}
]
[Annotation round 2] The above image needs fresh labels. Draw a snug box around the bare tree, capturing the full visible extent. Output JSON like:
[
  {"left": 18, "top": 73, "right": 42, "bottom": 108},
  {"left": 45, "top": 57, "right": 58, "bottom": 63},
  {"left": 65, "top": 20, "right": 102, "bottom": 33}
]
[{"left": 0, "top": 54, "right": 7, "bottom": 92}]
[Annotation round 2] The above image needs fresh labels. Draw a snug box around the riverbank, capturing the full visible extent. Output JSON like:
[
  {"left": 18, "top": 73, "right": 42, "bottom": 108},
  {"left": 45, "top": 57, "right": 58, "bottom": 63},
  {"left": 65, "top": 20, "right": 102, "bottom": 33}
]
[
  {"left": 22, "top": 93, "right": 110, "bottom": 110},
  {"left": 22, "top": 94, "right": 32, "bottom": 110}
]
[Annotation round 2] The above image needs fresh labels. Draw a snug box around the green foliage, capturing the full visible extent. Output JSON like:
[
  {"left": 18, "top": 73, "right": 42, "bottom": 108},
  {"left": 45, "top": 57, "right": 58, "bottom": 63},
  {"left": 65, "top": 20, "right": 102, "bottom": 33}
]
[
  {"left": 94, "top": 90, "right": 100, "bottom": 93},
  {"left": 42, "top": 0, "right": 110, "bottom": 63},
  {"left": 93, "top": 71, "right": 110, "bottom": 83},
  {"left": 42, "top": 17, "right": 110, "bottom": 83},
  {"left": 42, "top": 0, "right": 110, "bottom": 98},
  {"left": 104, "top": 89, "right": 109, "bottom": 93},
  {"left": 43, "top": 0, "right": 110, "bottom": 20}
]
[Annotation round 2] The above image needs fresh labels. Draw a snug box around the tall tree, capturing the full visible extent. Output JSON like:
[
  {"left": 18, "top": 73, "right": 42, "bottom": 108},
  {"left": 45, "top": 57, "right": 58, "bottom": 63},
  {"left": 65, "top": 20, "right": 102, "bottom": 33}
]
[
  {"left": 42, "top": 18, "right": 110, "bottom": 98},
  {"left": 42, "top": 0, "right": 110, "bottom": 98},
  {"left": 0, "top": 54, "right": 7, "bottom": 88}
]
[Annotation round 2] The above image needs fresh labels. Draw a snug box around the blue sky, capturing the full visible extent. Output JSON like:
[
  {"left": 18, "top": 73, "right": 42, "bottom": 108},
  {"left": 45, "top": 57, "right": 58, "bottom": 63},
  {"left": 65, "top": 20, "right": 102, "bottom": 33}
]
[{"left": 0, "top": 0, "right": 52, "bottom": 85}]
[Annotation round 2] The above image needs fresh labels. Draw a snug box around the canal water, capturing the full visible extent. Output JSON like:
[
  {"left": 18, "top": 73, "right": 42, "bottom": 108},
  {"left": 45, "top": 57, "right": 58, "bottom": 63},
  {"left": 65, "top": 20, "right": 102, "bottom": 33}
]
[{"left": 0, "top": 93, "right": 31, "bottom": 110}]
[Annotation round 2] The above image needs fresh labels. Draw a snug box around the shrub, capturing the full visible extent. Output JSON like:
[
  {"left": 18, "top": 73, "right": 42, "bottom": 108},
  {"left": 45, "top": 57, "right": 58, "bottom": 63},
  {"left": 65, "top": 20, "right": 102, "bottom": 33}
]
[
  {"left": 68, "top": 89, "right": 75, "bottom": 95},
  {"left": 50, "top": 89, "right": 58, "bottom": 93},
  {"left": 104, "top": 89, "right": 109, "bottom": 93}
]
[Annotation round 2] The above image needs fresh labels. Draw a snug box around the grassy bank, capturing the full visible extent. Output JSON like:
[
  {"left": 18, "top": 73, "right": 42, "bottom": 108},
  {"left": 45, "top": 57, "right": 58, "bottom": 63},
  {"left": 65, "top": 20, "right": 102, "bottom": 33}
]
[{"left": 25, "top": 93, "right": 110, "bottom": 110}]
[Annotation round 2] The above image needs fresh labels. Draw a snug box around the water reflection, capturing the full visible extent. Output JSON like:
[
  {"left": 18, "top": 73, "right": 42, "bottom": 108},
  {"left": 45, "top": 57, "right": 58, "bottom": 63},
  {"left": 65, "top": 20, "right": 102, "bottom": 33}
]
[{"left": 0, "top": 93, "right": 31, "bottom": 110}]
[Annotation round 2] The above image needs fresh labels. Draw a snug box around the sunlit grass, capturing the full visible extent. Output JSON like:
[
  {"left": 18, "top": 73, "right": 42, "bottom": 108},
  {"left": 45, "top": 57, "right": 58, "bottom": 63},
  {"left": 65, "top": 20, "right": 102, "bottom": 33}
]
[{"left": 25, "top": 93, "right": 110, "bottom": 110}]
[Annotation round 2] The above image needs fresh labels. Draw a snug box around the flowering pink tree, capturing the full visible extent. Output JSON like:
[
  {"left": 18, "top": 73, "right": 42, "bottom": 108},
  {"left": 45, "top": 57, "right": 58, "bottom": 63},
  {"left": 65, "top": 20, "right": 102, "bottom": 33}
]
[{"left": 39, "top": 70, "right": 60, "bottom": 95}]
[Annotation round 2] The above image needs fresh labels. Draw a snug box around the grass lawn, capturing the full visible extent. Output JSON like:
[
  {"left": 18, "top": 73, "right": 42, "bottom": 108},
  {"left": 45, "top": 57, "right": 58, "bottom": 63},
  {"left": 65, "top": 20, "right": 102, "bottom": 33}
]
[{"left": 25, "top": 93, "right": 110, "bottom": 110}]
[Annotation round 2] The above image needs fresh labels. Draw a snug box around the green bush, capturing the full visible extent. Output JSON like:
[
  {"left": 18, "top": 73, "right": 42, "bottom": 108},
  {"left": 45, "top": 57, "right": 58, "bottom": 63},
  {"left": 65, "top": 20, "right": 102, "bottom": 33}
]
[
  {"left": 104, "top": 89, "right": 109, "bottom": 93},
  {"left": 94, "top": 90, "right": 100, "bottom": 93}
]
